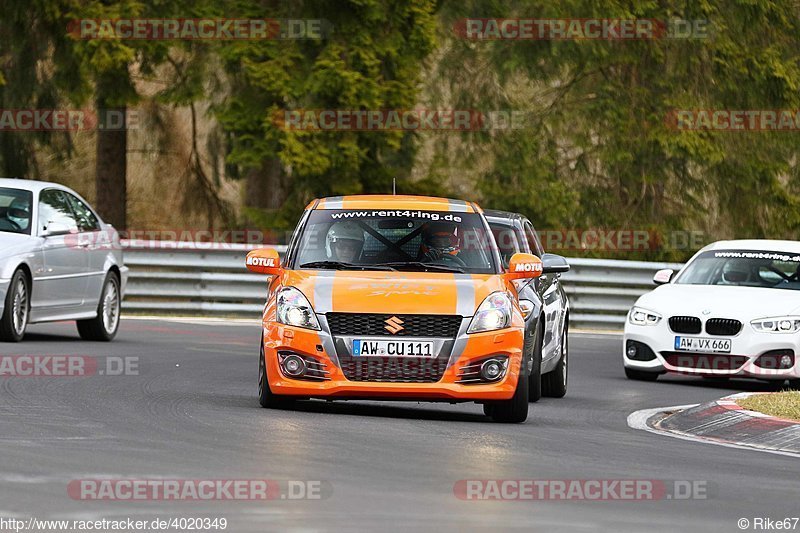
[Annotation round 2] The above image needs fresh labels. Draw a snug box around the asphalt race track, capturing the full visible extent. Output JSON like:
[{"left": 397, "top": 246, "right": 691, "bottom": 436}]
[{"left": 0, "top": 318, "right": 797, "bottom": 532}]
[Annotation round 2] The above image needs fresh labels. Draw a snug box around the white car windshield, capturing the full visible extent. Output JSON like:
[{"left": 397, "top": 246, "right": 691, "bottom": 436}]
[
  {"left": 0, "top": 187, "right": 33, "bottom": 235},
  {"left": 675, "top": 249, "right": 800, "bottom": 290},
  {"left": 292, "top": 209, "right": 500, "bottom": 274}
]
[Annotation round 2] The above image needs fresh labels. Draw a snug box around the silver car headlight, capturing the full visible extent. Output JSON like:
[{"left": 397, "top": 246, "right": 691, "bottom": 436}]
[
  {"left": 751, "top": 316, "right": 800, "bottom": 334},
  {"left": 468, "top": 292, "right": 512, "bottom": 333},
  {"left": 276, "top": 287, "right": 320, "bottom": 330},
  {"left": 628, "top": 306, "right": 662, "bottom": 326}
]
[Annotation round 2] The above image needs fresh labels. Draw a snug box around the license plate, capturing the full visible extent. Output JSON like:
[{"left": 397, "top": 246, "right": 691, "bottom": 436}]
[
  {"left": 674, "top": 336, "right": 731, "bottom": 353},
  {"left": 352, "top": 340, "right": 434, "bottom": 357}
]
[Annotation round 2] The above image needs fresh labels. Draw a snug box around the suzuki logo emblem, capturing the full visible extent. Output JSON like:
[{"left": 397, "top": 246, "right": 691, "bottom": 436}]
[{"left": 385, "top": 316, "right": 405, "bottom": 334}]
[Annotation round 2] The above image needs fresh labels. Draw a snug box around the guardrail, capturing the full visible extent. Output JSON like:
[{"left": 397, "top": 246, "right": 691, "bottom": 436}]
[{"left": 120, "top": 241, "right": 683, "bottom": 330}]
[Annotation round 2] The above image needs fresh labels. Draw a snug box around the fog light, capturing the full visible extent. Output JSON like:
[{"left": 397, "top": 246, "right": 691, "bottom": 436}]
[
  {"left": 281, "top": 354, "right": 306, "bottom": 377},
  {"left": 626, "top": 344, "right": 638, "bottom": 358},
  {"left": 480, "top": 359, "right": 504, "bottom": 381},
  {"left": 781, "top": 355, "right": 793, "bottom": 368}
]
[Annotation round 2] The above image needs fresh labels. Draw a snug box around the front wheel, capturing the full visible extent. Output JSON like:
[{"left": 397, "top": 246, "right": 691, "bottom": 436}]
[
  {"left": 258, "top": 341, "right": 294, "bottom": 409},
  {"left": 77, "top": 272, "right": 120, "bottom": 341},
  {"left": 786, "top": 379, "right": 800, "bottom": 391},
  {"left": 487, "top": 366, "right": 529, "bottom": 423},
  {"left": 625, "top": 368, "right": 659, "bottom": 381},
  {"left": 0, "top": 270, "right": 29, "bottom": 342},
  {"left": 542, "top": 325, "right": 568, "bottom": 398}
]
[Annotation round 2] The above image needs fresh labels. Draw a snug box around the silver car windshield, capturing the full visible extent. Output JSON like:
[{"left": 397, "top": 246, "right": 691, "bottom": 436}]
[
  {"left": 0, "top": 187, "right": 33, "bottom": 235},
  {"left": 675, "top": 249, "right": 800, "bottom": 290}
]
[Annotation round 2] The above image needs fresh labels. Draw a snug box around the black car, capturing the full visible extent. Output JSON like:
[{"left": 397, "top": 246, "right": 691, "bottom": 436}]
[{"left": 484, "top": 210, "right": 570, "bottom": 401}]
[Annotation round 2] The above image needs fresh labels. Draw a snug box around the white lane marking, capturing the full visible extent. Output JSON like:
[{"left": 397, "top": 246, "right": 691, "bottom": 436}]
[
  {"left": 121, "top": 316, "right": 260, "bottom": 326},
  {"left": 627, "top": 405, "right": 800, "bottom": 459}
]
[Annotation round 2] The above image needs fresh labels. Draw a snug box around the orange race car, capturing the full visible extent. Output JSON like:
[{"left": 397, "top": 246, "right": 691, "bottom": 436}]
[{"left": 245, "top": 195, "right": 546, "bottom": 422}]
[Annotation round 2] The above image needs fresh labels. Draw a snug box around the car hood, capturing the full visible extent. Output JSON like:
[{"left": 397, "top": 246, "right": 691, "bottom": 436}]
[
  {"left": 636, "top": 283, "right": 800, "bottom": 319},
  {"left": 282, "top": 270, "right": 507, "bottom": 316},
  {"left": 0, "top": 232, "right": 37, "bottom": 261}
]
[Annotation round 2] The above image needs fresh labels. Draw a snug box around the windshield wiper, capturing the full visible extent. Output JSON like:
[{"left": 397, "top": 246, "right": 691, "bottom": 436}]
[
  {"left": 376, "top": 261, "right": 465, "bottom": 273},
  {"left": 299, "top": 261, "right": 396, "bottom": 271}
]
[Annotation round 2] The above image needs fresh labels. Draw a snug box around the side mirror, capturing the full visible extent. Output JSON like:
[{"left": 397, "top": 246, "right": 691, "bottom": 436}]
[
  {"left": 245, "top": 248, "right": 282, "bottom": 276},
  {"left": 42, "top": 221, "right": 74, "bottom": 237},
  {"left": 541, "top": 253, "right": 570, "bottom": 274},
  {"left": 653, "top": 268, "right": 674, "bottom": 285},
  {"left": 506, "top": 252, "right": 543, "bottom": 280}
]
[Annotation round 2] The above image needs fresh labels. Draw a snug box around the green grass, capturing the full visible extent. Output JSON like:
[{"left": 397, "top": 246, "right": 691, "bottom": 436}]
[{"left": 738, "top": 391, "right": 800, "bottom": 422}]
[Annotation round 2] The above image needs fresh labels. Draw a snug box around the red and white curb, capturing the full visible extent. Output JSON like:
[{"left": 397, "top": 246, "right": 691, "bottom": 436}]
[{"left": 627, "top": 392, "right": 800, "bottom": 459}]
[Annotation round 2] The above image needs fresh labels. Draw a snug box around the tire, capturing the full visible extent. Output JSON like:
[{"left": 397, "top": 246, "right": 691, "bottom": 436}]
[
  {"left": 488, "top": 364, "right": 529, "bottom": 423},
  {"left": 76, "top": 272, "right": 120, "bottom": 341},
  {"left": 542, "top": 324, "right": 568, "bottom": 398},
  {"left": 0, "top": 269, "right": 29, "bottom": 342},
  {"left": 527, "top": 323, "right": 543, "bottom": 402},
  {"left": 258, "top": 340, "right": 294, "bottom": 409},
  {"left": 787, "top": 379, "right": 800, "bottom": 391},
  {"left": 625, "top": 367, "right": 659, "bottom": 381}
]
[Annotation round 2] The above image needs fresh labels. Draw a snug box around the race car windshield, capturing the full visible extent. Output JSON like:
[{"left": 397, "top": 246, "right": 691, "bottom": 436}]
[
  {"left": 292, "top": 209, "right": 499, "bottom": 274},
  {"left": 674, "top": 249, "right": 800, "bottom": 290},
  {"left": 0, "top": 188, "right": 33, "bottom": 235}
]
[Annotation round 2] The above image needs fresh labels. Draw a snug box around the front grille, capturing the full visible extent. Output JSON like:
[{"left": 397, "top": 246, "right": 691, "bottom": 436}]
[
  {"left": 327, "top": 313, "right": 462, "bottom": 338},
  {"left": 705, "top": 318, "right": 742, "bottom": 336},
  {"left": 669, "top": 316, "right": 702, "bottom": 334},
  {"left": 662, "top": 352, "right": 748, "bottom": 371},
  {"left": 339, "top": 357, "right": 447, "bottom": 383}
]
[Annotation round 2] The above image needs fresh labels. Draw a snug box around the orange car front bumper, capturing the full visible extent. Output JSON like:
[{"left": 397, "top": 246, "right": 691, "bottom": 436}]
[{"left": 263, "top": 322, "right": 525, "bottom": 401}]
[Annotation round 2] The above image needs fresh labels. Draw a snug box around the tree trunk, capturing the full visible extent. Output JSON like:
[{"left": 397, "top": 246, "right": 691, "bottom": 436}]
[
  {"left": 245, "top": 157, "right": 285, "bottom": 210},
  {"left": 94, "top": 75, "right": 128, "bottom": 230}
]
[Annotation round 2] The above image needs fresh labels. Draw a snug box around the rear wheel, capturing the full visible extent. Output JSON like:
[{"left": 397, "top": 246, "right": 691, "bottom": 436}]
[
  {"left": 488, "top": 365, "right": 529, "bottom": 423},
  {"left": 77, "top": 272, "right": 120, "bottom": 341},
  {"left": 0, "top": 270, "right": 29, "bottom": 342},
  {"left": 625, "top": 368, "right": 659, "bottom": 381},
  {"left": 542, "top": 324, "right": 568, "bottom": 398},
  {"left": 258, "top": 341, "right": 294, "bottom": 409}
]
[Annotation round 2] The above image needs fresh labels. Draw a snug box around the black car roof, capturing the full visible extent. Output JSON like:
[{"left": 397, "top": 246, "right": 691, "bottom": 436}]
[{"left": 483, "top": 209, "right": 524, "bottom": 220}]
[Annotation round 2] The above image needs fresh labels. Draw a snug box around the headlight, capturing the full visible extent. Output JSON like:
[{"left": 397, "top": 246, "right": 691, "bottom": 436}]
[
  {"left": 276, "top": 287, "right": 320, "bottom": 330},
  {"left": 751, "top": 316, "right": 800, "bottom": 333},
  {"left": 468, "top": 292, "right": 512, "bottom": 333},
  {"left": 628, "top": 306, "right": 662, "bottom": 326}
]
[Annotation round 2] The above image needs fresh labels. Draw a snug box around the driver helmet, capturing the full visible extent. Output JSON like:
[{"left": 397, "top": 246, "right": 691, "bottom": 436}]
[
  {"left": 421, "top": 222, "right": 460, "bottom": 257},
  {"left": 7, "top": 197, "right": 30, "bottom": 230},
  {"left": 325, "top": 221, "right": 364, "bottom": 262}
]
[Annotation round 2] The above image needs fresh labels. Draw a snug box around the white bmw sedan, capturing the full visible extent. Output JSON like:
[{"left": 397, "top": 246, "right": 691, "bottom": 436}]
[
  {"left": 624, "top": 240, "right": 800, "bottom": 388},
  {"left": 0, "top": 178, "right": 128, "bottom": 342}
]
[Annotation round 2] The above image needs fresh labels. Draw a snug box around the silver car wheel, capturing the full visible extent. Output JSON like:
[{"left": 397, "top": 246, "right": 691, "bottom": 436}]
[
  {"left": 11, "top": 277, "right": 28, "bottom": 336},
  {"left": 101, "top": 278, "right": 120, "bottom": 334}
]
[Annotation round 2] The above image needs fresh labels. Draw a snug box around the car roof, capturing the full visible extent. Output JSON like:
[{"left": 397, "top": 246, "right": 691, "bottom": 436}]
[
  {"left": 0, "top": 178, "right": 71, "bottom": 193},
  {"left": 309, "top": 195, "right": 481, "bottom": 213},
  {"left": 483, "top": 209, "right": 522, "bottom": 220},
  {"left": 701, "top": 239, "right": 800, "bottom": 254}
]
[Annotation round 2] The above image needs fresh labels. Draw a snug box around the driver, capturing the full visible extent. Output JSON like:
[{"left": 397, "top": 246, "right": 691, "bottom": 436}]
[
  {"left": 7, "top": 197, "right": 30, "bottom": 231},
  {"left": 419, "top": 222, "right": 460, "bottom": 262},
  {"left": 325, "top": 221, "right": 364, "bottom": 263}
]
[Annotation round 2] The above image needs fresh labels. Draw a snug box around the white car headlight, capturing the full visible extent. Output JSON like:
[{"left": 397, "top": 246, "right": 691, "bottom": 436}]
[
  {"left": 276, "top": 287, "right": 320, "bottom": 330},
  {"left": 468, "top": 292, "right": 512, "bottom": 334},
  {"left": 628, "top": 306, "right": 662, "bottom": 326},
  {"left": 751, "top": 316, "right": 800, "bottom": 333}
]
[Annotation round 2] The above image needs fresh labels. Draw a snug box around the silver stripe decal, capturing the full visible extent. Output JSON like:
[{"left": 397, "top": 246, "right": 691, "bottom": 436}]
[
  {"left": 312, "top": 270, "right": 336, "bottom": 313},
  {"left": 447, "top": 319, "right": 472, "bottom": 369},
  {"left": 323, "top": 197, "right": 343, "bottom": 209},
  {"left": 447, "top": 199, "right": 470, "bottom": 212},
  {"left": 454, "top": 274, "right": 475, "bottom": 317},
  {"left": 316, "top": 315, "right": 340, "bottom": 367}
]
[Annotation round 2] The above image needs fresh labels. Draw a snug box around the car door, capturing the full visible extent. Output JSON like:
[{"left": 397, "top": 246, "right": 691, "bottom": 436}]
[
  {"left": 64, "top": 191, "right": 107, "bottom": 307},
  {"left": 31, "top": 189, "right": 89, "bottom": 314},
  {"left": 523, "top": 219, "right": 563, "bottom": 361}
]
